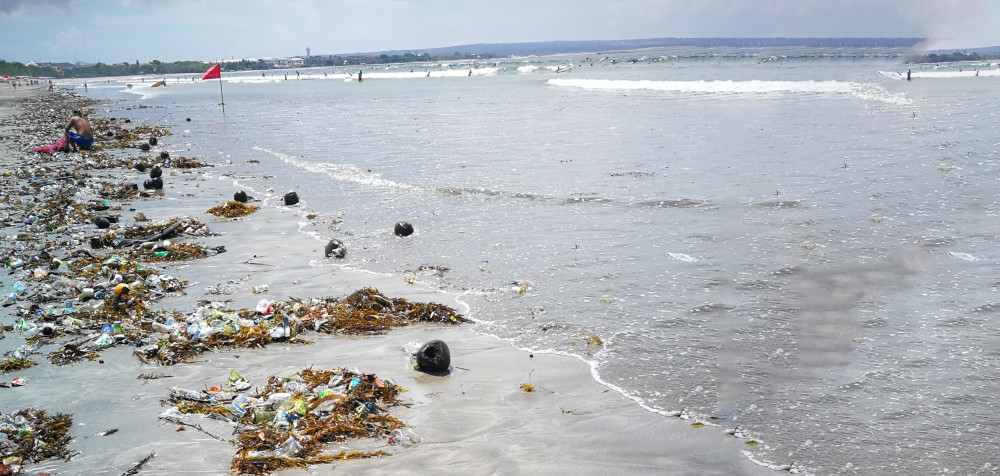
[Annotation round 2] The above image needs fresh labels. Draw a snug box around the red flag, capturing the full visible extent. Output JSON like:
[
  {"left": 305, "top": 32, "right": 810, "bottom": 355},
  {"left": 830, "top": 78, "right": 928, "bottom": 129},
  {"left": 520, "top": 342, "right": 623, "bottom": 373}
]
[{"left": 201, "top": 64, "right": 221, "bottom": 80}]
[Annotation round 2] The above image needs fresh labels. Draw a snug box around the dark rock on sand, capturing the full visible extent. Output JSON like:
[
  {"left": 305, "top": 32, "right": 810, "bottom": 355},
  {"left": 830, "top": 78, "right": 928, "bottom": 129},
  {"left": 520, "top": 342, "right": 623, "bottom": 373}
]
[
  {"left": 416, "top": 340, "right": 451, "bottom": 374},
  {"left": 143, "top": 177, "right": 163, "bottom": 190},
  {"left": 394, "top": 221, "right": 414, "bottom": 237},
  {"left": 325, "top": 239, "right": 346, "bottom": 259}
]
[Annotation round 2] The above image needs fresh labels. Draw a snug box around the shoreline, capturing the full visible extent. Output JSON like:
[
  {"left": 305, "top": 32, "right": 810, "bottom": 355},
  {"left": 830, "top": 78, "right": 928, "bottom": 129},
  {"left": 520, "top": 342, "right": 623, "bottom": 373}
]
[{"left": 0, "top": 85, "right": 774, "bottom": 475}]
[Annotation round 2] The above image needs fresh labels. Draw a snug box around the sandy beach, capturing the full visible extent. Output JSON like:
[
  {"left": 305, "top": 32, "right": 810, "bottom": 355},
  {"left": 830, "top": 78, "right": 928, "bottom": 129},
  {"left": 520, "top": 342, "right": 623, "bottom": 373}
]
[{"left": 0, "top": 82, "right": 773, "bottom": 475}]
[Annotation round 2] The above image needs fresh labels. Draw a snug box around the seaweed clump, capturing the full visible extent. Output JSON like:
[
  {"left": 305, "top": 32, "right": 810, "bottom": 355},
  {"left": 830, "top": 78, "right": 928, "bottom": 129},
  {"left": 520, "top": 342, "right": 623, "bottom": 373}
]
[
  {"left": 0, "top": 409, "right": 74, "bottom": 469},
  {"left": 0, "top": 358, "right": 37, "bottom": 373},
  {"left": 163, "top": 367, "right": 401, "bottom": 475},
  {"left": 207, "top": 201, "right": 260, "bottom": 218},
  {"left": 134, "top": 287, "right": 467, "bottom": 366}
]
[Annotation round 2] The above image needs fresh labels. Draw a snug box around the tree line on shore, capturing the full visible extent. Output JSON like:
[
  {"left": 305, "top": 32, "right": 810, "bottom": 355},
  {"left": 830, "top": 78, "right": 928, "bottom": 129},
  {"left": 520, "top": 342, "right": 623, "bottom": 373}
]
[
  {"left": 907, "top": 51, "right": 1000, "bottom": 64},
  {"left": 0, "top": 51, "right": 497, "bottom": 79}
]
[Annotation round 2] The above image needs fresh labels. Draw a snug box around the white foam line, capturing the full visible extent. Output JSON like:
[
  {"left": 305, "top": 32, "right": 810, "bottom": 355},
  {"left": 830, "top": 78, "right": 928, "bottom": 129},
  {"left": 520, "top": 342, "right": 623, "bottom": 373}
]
[
  {"left": 548, "top": 78, "right": 911, "bottom": 105},
  {"left": 463, "top": 310, "right": 807, "bottom": 474},
  {"left": 549, "top": 78, "right": 854, "bottom": 94},
  {"left": 253, "top": 145, "right": 420, "bottom": 191}
]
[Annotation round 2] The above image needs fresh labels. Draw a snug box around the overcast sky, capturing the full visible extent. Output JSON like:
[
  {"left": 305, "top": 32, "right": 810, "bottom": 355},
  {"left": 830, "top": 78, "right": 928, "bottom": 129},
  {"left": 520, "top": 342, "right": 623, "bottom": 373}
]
[{"left": 1, "top": 0, "right": 997, "bottom": 64}]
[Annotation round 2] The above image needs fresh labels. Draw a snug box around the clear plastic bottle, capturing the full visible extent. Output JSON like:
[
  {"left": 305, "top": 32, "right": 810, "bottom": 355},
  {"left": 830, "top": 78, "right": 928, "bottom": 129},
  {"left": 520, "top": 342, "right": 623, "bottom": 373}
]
[
  {"left": 389, "top": 428, "right": 421, "bottom": 448},
  {"left": 22, "top": 323, "right": 39, "bottom": 338}
]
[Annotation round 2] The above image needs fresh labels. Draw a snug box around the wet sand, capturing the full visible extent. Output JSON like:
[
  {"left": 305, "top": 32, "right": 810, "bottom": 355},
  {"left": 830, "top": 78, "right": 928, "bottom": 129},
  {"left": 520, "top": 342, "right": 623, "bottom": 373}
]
[{"left": 0, "top": 83, "right": 773, "bottom": 475}]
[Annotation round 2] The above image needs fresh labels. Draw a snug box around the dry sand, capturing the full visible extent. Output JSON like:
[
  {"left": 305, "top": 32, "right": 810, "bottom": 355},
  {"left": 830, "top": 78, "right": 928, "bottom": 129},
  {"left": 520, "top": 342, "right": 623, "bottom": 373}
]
[{"left": 0, "top": 83, "right": 775, "bottom": 475}]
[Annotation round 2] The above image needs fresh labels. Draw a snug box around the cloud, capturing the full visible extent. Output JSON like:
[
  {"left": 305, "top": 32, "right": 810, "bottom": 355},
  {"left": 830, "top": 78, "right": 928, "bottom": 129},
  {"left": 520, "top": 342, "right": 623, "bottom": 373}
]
[
  {"left": 0, "top": 0, "right": 75, "bottom": 15},
  {"left": 37, "top": 26, "right": 83, "bottom": 57},
  {"left": 893, "top": 0, "right": 989, "bottom": 47}
]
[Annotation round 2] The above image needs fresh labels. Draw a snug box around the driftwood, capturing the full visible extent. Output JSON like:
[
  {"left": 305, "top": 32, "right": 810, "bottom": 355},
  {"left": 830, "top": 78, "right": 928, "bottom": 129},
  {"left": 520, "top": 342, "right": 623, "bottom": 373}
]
[{"left": 114, "top": 221, "right": 182, "bottom": 248}]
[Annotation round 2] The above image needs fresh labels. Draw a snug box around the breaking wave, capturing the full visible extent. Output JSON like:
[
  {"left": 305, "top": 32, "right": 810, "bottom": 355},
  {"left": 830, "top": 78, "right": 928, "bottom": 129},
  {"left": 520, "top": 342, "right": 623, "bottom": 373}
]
[{"left": 548, "top": 78, "right": 911, "bottom": 105}]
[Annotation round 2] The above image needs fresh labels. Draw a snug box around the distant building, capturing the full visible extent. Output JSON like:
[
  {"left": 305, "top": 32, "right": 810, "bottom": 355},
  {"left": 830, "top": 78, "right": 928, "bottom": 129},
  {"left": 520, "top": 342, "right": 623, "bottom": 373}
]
[
  {"left": 37, "top": 62, "right": 76, "bottom": 70},
  {"left": 279, "top": 57, "right": 305, "bottom": 67},
  {"left": 306, "top": 47, "right": 311, "bottom": 58}
]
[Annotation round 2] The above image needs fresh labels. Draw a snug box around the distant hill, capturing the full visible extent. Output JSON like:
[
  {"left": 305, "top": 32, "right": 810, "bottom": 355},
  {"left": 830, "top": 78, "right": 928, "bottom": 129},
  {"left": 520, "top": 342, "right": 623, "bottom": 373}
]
[{"left": 330, "top": 37, "right": 925, "bottom": 58}]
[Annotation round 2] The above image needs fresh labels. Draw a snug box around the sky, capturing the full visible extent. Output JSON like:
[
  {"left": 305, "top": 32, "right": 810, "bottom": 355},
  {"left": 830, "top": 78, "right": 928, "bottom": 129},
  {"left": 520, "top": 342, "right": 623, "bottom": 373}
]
[{"left": 0, "top": 0, "right": 998, "bottom": 64}]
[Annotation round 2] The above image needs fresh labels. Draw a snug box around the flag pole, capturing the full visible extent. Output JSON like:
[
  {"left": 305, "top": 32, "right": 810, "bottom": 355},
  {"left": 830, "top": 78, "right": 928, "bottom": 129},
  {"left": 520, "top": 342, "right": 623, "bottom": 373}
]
[{"left": 218, "top": 75, "right": 225, "bottom": 112}]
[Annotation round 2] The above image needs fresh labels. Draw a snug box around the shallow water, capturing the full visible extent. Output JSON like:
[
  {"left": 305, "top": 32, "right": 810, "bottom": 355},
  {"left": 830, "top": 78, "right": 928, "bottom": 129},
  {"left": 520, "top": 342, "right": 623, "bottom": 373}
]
[{"left": 43, "top": 48, "right": 1000, "bottom": 473}]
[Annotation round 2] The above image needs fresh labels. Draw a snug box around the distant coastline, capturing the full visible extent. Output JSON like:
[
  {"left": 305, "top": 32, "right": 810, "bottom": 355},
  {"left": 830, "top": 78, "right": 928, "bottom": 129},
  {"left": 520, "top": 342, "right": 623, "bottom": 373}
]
[
  {"left": 360, "top": 37, "right": 926, "bottom": 58},
  {"left": 1, "top": 37, "right": 926, "bottom": 79}
]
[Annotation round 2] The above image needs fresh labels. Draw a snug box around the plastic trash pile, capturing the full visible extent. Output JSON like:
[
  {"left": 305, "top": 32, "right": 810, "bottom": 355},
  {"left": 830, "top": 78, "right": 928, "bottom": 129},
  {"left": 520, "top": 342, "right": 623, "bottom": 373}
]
[{"left": 162, "top": 367, "right": 412, "bottom": 474}]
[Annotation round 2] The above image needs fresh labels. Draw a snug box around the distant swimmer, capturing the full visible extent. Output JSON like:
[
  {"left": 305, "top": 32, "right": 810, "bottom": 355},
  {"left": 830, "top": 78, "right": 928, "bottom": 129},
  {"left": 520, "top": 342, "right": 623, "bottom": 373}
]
[
  {"left": 358, "top": 70, "right": 362, "bottom": 82},
  {"left": 907, "top": 69, "right": 911, "bottom": 81},
  {"left": 468, "top": 69, "right": 472, "bottom": 76}
]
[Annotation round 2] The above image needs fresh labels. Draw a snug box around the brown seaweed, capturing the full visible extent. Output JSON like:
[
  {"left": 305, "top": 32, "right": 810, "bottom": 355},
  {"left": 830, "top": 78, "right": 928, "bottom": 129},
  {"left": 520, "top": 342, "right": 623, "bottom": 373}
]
[
  {"left": 163, "top": 367, "right": 405, "bottom": 475},
  {"left": 0, "top": 358, "right": 36, "bottom": 373},
  {"left": 0, "top": 409, "right": 74, "bottom": 463},
  {"left": 207, "top": 201, "right": 261, "bottom": 218}
]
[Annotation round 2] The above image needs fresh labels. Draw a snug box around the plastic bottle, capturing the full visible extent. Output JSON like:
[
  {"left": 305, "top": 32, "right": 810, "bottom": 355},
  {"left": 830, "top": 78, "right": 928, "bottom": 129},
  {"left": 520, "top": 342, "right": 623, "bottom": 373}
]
[
  {"left": 11, "top": 344, "right": 34, "bottom": 359},
  {"left": 232, "top": 394, "right": 255, "bottom": 417},
  {"left": 94, "top": 333, "right": 113, "bottom": 348},
  {"left": 265, "top": 392, "right": 292, "bottom": 410},
  {"left": 388, "top": 428, "right": 421, "bottom": 448},
  {"left": 273, "top": 436, "right": 301, "bottom": 457},
  {"left": 22, "top": 323, "right": 39, "bottom": 338},
  {"left": 252, "top": 284, "right": 268, "bottom": 294}
]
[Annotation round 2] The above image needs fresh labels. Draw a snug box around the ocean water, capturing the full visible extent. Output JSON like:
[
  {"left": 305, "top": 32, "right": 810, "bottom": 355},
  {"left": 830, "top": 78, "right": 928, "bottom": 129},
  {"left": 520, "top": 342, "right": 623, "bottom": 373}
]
[{"left": 69, "top": 47, "right": 1000, "bottom": 474}]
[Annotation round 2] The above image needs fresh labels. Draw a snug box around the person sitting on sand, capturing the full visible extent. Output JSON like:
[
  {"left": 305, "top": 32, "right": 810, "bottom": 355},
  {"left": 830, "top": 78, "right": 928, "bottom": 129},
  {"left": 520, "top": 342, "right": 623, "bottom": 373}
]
[{"left": 65, "top": 110, "right": 94, "bottom": 152}]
